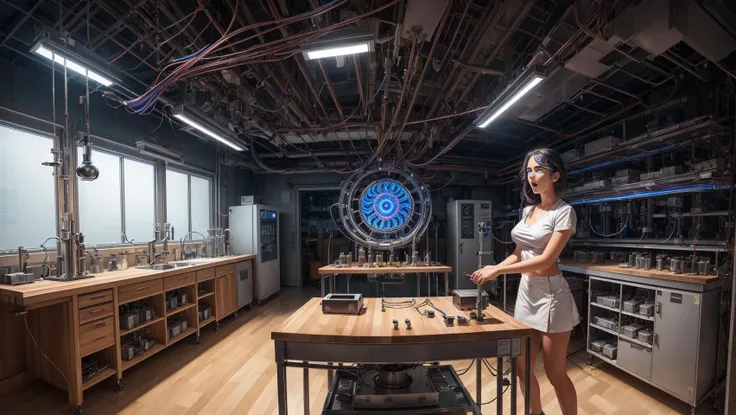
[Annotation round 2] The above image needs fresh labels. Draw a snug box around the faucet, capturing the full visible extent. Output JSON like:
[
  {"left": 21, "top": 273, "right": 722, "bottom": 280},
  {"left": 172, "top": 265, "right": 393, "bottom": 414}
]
[
  {"left": 223, "top": 229, "right": 232, "bottom": 256},
  {"left": 162, "top": 223, "right": 173, "bottom": 260},
  {"left": 148, "top": 223, "right": 161, "bottom": 265},
  {"left": 180, "top": 231, "right": 207, "bottom": 260},
  {"left": 17, "top": 246, "right": 29, "bottom": 273}
]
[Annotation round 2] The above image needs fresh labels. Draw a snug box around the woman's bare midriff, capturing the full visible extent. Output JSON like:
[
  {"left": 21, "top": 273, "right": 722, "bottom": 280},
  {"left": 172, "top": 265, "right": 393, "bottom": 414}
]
[{"left": 525, "top": 263, "right": 561, "bottom": 277}]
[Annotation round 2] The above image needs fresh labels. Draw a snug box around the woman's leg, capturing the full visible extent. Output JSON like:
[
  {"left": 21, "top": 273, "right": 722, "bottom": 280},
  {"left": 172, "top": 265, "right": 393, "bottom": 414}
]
[
  {"left": 541, "top": 331, "right": 577, "bottom": 415},
  {"left": 517, "top": 329, "right": 543, "bottom": 414}
]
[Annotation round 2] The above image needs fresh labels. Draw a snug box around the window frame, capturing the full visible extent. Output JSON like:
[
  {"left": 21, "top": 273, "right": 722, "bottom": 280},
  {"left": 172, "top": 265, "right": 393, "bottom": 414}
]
[{"left": 165, "top": 166, "right": 214, "bottom": 238}]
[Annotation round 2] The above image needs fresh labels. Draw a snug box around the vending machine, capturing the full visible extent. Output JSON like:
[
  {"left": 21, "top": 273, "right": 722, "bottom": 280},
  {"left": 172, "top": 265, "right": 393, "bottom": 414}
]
[{"left": 229, "top": 205, "right": 280, "bottom": 301}]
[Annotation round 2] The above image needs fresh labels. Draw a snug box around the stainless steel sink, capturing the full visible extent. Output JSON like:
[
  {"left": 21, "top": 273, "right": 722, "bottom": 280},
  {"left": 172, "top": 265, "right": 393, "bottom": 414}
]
[{"left": 136, "top": 263, "right": 191, "bottom": 271}]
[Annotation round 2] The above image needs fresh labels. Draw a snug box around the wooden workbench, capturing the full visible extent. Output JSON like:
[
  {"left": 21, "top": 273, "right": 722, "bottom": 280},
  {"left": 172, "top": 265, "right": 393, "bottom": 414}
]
[
  {"left": 271, "top": 297, "right": 532, "bottom": 415},
  {"left": 0, "top": 254, "right": 255, "bottom": 414},
  {"left": 559, "top": 261, "right": 720, "bottom": 285},
  {"left": 318, "top": 264, "right": 453, "bottom": 297}
]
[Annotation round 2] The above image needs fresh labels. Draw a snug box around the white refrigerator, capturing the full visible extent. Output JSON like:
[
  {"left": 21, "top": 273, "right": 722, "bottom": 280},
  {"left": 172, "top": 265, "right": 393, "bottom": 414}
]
[{"left": 229, "top": 205, "right": 280, "bottom": 301}]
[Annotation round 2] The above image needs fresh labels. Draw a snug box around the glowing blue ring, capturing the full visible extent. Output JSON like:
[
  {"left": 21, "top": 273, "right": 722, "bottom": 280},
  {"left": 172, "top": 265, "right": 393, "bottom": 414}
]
[{"left": 360, "top": 180, "right": 413, "bottom": 232}]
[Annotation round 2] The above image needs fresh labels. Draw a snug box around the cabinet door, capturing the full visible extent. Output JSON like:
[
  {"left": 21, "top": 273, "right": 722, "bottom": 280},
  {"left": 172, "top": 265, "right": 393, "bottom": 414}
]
[
  {"left": 216, "top": 276, "right": 228, "bottom": 318},
  {"left": 651, "top": 288, "right": 700, "bottom": 404}
]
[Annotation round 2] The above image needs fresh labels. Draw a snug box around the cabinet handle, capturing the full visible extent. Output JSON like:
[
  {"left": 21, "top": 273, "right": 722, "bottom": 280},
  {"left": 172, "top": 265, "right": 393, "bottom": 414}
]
[
  {"left": 90, "top": 308, "right": 102, "bottom": 314},
  {"left": 654, "top": 333, "right": 659, "bottom": 347},
  {"left": 655, "top": 302, "right": 661, "bottom": 315},
  {"left": 88, "top": 295, "right": 107, "bottom": 300},
  {"left": 631, "top": 343, "right": 644, "bottom": 350},
  {"left": 93, "top": 321, "right": 107, "bottom": 329},
  {"left": 135, "top": 286, "right": 150, "bottom": 291}
]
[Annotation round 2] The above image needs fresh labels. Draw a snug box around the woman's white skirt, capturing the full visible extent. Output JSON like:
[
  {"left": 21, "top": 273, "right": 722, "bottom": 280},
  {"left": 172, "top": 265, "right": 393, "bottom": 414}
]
[{"left": 513, "top": 274, "right": 580, "bottom": 333}]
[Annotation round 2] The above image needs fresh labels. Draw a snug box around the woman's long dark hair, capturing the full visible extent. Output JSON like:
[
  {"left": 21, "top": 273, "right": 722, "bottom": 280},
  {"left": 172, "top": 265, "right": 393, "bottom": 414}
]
[{"left": 519, "top": 148, "right": 569, "bottom": 204}]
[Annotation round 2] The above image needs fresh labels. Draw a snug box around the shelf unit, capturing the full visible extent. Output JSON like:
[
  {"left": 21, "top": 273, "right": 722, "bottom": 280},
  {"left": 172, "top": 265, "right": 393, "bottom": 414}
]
[
  {"left": 590, "top": 323, "right": 619, "bottom": 337},
  {"left": 165, "top": 302, "right": 196, "bottom": 317},
  {"left": 82, "top": 367, "right": 116, "bottom": 391},
  {"left": 121, "top": 343, "right": 166, "bottom": 371},
  {"left": 591, "top": 302, "right": 620, "bottom": 313},
  {"left": 167, "top": 326, "right": 197, "bottom": 346},
  {"left": 621, "top": 310, "right": 654, "bottom": 322},
  {"left": 198, "top": 291, "right": 214, "bottom": 300},
  {"left": 120, "top": 316, "right": 164, "bottom": 337},
  {"left": 619, "top": 334, "right": 653, "bottom": 349}
]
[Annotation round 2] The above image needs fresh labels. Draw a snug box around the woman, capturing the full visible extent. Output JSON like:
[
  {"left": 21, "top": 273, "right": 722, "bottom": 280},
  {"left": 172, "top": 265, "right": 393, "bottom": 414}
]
[{"left": 471, "top": 148, "right": 579, "bottom": 415}]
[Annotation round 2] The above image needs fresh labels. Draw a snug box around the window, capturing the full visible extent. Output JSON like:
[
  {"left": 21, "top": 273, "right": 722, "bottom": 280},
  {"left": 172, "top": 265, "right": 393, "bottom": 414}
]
[
  {"left": 166, "top": 169, "right": 211, "bottom": 240},
  {"left": 78, "top": 150, "right": 122, "bottom": 245},
  {"left": 77, "top": 149, "right": 157, "bottom": 245},
  {"left": 0, "top": 125, "right": 56, "bottom": 251},
  {"left": 123, "top": 159, "right": 155, "bottom": 242}
]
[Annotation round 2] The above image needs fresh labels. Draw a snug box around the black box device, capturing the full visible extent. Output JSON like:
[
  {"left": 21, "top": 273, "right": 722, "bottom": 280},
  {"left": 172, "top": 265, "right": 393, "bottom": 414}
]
[
  {"left": 322, "top": 293, "right": 364, "bottom": 315},
  {"left": 452, "top": 289, "right": 489, "bottom": 310}
]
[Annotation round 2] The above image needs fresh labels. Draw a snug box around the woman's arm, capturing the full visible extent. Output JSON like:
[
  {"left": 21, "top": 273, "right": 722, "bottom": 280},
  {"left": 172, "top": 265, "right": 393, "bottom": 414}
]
[{"left": 472, "top": 230, "right": 574, "bottom": 283}]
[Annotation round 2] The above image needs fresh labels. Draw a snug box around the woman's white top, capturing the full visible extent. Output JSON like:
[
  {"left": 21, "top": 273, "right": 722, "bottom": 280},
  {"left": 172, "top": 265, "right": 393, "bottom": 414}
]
[{"left": 510, "top": 199, "right": 580, "bottom": 333}]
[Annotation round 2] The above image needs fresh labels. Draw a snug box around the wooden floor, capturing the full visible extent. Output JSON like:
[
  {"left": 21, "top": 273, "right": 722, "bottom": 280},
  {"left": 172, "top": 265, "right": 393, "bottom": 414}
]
[{"left": 0, "top": 287, "right": 721, "bottom": 415}]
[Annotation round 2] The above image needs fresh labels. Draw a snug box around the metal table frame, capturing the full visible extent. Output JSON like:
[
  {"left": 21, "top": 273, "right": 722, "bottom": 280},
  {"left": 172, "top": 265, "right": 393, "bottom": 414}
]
[
  {"left": 320, "top": 271, "right": 451, "bottom": 298},
  {"left": 274, "top": 337, "right": 531, "bottom": 415}
]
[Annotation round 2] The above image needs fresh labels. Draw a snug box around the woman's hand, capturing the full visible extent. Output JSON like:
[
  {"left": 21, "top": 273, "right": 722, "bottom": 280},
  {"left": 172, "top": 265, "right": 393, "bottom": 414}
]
[{"left": 470, "top": 265, "right": 500, "bottom": 285}]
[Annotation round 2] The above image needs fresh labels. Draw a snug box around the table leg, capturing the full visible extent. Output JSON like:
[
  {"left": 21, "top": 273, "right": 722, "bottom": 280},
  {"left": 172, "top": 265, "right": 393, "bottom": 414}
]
[
  {"left": 347, "top": 275, "right": 350, "bottom": 294},
  {"left": 496, "top": 357, "right": 504, "bottom": 414},
  {"left": 321, "top": 276, "right": 325, "bottom": 297},
  {"left": 303, "top": 362, "right": 309, "bottom": 415},
  {"left": 417, "top": 274, "right": 420, "bottom": 297},
  {"left": 328, "top": 362, "right": 334, "bottom": 385},
  {"left": 476, "top": 358, "right": 482, "bottom": 405},
  {"left": 503, "top": 274, "right": 507, "bottom": 313},
  {"left": 435, "top": 273, "right": 438, "bottom": 297},
  {"left": 445, "top": 273, "right": 449, "bottom": 296},
  {"left": 275, "top": 341, "right": 287, "bottom": 415},
  {"left": 510, "top": 356, "right": 517, "bottom": 415},
  {"left": 525, "top": 336, "right": 531, "bottom": 415},
  {"left": 330, "top": 274, "right": 335, "bottom": 294}
]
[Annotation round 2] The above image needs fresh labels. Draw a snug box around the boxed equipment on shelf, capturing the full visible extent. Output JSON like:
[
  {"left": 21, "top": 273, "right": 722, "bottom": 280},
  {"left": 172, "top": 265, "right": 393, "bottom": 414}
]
[
  {"left": 603, "top": 343, "right": 618, "bottom": 360},
  {"left": 621, "top": 323, "right": 643, "bottom": 338},
  {"left": 596, "top": 295, "right": 620, "bottom": 309},
  {"left": 623, "top": 299, "right": 642, "bottom": 313},
  {"left": 165, "top": 294, "right": 179, "bottom": 312},
  {"left": 593, "top": 316, "right": 618, "bottom": 331},
  {"left": 585, "top": 136, "right": 620, "bottom": 155},
  {"left": 637, "top": 329, "right": 654, "bottom": 344},
  {"left": 199, "top": 302, "right": 212, "bottom": 322},
  {"left": 0, "top": 272, "right": 34, "bottom": 285},
  {"left": 638, "top": 302, "right": 655, "bottom": 316},
  {"left": 590, "top": 340, "right": 609, "bottom": 353}
]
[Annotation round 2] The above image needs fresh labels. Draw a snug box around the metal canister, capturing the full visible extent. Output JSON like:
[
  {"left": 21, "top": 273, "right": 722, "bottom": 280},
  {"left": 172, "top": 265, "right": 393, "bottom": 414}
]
[
  {"left": 669, "top": 257, "right": 680, "bottom": 273},
  {"left": 628, "top": 254, "right": 637, "bottom": 267},
  {"left": 656, "top": 257, "right": 665, "bottom": 271},
  {"left": 643, "top": 257, "right": 651, "bottom": 270},
  {"left": 672, "top": 258, "right": 684, "bottom": 274}
]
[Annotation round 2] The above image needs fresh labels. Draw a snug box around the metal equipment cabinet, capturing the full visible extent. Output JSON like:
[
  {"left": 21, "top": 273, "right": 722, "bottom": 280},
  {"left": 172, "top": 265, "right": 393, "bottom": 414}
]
[{"left": 586, "top": 275, "right": 721, "bottom": 413}]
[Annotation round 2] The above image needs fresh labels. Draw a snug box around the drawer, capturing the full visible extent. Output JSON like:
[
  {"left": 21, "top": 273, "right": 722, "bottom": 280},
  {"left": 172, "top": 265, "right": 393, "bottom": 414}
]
[
  {"left": 196, "top": 268, "right": 215, "bottom": 282},
  {"left": 79, "top": 302, "right": 114, "bottom": 325},
  {"left": 118, "top": 279, "right": 163, "bottom": 303},
  {"left": 617, "top": 338, "right": 652, "bottom": 380},
  {"left": 78, "top": 289, "right": 113, "bottom": 309},
  {"left": 165, "top": 272, "right": 195, "bottom": 291},
  {"left": 216, "top": 264, "right": 235, "bottom": 277},
  {"left": 79, "top": 317, "right": 115, "bottom": 357}
]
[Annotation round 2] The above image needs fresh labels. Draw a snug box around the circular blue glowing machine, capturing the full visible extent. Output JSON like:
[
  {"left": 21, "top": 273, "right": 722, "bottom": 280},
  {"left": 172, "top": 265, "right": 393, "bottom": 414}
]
[{"left": 337, "top": 164, "right": 432, "bottom": 250}]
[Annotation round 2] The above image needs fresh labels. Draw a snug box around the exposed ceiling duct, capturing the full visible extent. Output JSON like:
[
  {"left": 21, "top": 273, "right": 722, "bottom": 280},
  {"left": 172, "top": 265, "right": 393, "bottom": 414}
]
[{"left": 613, "top": 0, "right": 736, "bottom": 63}]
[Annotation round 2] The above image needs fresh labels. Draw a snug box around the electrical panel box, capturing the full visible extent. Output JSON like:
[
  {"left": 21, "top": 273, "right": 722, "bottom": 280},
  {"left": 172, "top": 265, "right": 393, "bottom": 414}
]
[{"left": 447, "top": 200, "right": 492, "bottom": 290}]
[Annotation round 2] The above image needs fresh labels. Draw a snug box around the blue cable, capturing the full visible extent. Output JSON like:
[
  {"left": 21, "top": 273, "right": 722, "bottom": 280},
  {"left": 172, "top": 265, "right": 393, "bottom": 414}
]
[
  {"left": 171, "top": 44, "right": 211, "bottom": 63},
  {"left": 569, "top": 143, "right": 679, "bottom": 175},
  {"left": 569, "top": 184, "right": 731, "bottom": 205}
]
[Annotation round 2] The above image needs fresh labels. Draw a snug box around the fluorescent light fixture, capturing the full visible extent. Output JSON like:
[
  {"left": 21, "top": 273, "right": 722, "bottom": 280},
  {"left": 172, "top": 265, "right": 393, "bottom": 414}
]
[
  {"left": 171, "top": 106, "right": 246, "bottom": 152},
  {"left": 136, "top": 141, "right": 184, "bottom": 165},
  {"left": 305, "top": 42, "right": 372, "bottom": 60},
  {"left": 476, "top": 67, "right": 546, "bottom": 129},
  {"left": 31, "top": 40, "right": 116, "bottom": 87},
  {"left": 301, "top": 27, "right": 374, "bottom": 60}
]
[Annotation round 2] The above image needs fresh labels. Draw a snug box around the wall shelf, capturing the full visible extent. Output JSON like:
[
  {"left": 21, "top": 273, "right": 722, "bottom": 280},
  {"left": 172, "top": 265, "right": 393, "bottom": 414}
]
[
  {"left": 620, "top": 334, "right": 653, "bottom": 349},
  {"left": 590, "top": 323, "right": 619, "bottom": 337},
  {"left": 198, "top": 291, "right": 214, "bottom": 300},
  {"left": 167, "top": 327, "right": 197, "bottom": 346},
  {"left": 591, "top": 302, "right": 620, "bottom": 313},
  {"left": 621, "top": 310, "right": 654, "bottom": 322}
]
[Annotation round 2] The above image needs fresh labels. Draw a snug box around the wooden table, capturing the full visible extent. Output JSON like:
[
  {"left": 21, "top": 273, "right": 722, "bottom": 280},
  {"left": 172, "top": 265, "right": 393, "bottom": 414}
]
[
  {"left": 559, "top": 261, "right": 719, "bottom": 285},
  {"left": 318, "top": 264, "right": 453, "bottom": 297},
  {"left": 271, "top": 296, "right": 533, "bottom": 415}
]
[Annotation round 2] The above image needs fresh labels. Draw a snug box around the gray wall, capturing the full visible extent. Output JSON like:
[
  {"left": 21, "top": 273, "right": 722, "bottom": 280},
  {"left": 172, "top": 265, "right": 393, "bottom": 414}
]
[{"left": 255, "top": 172, "right": 506, "bottom": 293}]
